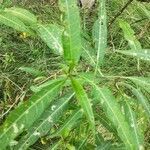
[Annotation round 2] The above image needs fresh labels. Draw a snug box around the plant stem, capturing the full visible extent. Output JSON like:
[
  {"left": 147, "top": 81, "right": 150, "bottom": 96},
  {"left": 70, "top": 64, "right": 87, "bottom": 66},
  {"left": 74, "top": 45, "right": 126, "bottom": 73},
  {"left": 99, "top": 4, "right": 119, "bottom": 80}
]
[{"left": 109, "top": 0, "right": 134, "bottom": 28}]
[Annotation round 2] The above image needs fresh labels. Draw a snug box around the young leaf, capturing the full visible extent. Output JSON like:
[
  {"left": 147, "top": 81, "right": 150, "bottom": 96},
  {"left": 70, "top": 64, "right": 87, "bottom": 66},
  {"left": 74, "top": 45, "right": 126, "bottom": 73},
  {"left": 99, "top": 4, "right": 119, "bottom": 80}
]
[
  {"left": 14, "top": 93, "right": 74, "bottom": 150},
  {"left": 71, "top": 78, "right": 95, "bottom": 133},
  {"left": 49, "top": 109, "right": 83, "bottom": 138},
  {"left": 4, "top": 7, "right": 37, "bottom": 25},
  {"left": 36, "top": 24, "right": 63, "bottom": 54},
  {"left": 0, "top": 12, "right": 30, "bottom": 32},
  {"left": 92, "top": 0, "right": 107, "bottom": 67},
  {"left": 123, "top": 100, "right": 144, "bottom": 149},
  {"left": 0, "top": 78, "right": 65, "bottom": 150},
  {"left": 59, "top": 0, "right": 82, "bottom": 66},
  {"left": 116, "top": 49, "right": 150, "bottom": 61},
  {"left": 119, "top": 19, "right": 142, "bottom": 50}
]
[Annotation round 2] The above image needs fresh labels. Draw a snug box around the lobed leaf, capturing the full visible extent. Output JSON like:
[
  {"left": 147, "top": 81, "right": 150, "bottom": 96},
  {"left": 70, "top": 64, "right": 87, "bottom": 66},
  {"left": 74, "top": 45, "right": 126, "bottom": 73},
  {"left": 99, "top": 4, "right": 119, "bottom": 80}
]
[
  {"left": 36, "top": 24, "right": 63, "bottom": 54},
  {"left": 14, "top": 93, "right": 74, "bottom": 150},
  {"left": 4, "top": 7, "right": 37, "bottom": 25},
  {"left": 59, "top": 0, "right": 82, "bottom": 67},
  {"left": 0, "top": 12, "right": 30, "bottom": 32},
  {"left": 71, "top": 78, "right": 95, "bottom": 134},
  {"left": 0, "top": 78, "right": 65, "bottom": 149},
  {"left": 116, "top": 49, "right": 150, "bottom": 61},
  {"left": 92, "top": 0, "right": 107, "bottom": 67}
]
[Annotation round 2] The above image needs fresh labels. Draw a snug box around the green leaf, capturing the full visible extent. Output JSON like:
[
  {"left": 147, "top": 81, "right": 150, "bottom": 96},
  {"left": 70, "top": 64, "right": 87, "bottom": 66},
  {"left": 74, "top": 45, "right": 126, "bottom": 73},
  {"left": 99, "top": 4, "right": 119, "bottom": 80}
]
[
  {"left": 94, "top": 87, "right": 135, "bottom": 149},
  {"left": 59, "top": 0, "right": 82, "bottom": 66},
  {"left": 122, "top": 83, "right": 150, "bottom": 119},
  {"left": 71, "top": 78, "right": 95, "bottom": 133},
  {"left": 0, "top": 78, "right": 65, "bottom": 149},
  {"left": 92, "top": 0, "right": 107, "bottom": 67},
  {"left": 119, "top": 19, "right": 142, "bottom": 50},
  {"left": 116, "top": 49, "right": 150, "bottom": 61},
  {"left": 96, "top": 133, "right": 125, "bottom": 150},
  {"left": 123, "top": 100, "right": 144, "bottom": 149},
  {"left": 36, "top": 24, "right": 63, "bottom": 54},
  {"left": 128, "top": 76, "right": 150, "bottom": 93},
  {"left": 96, "top": 133, "right": 124, "bottom": 150},
  {"left": 30, "top": 76, "right": 66, "bottom": 93},
  {"left": 81, "top": 38, "right": 97, "bottom": 67},
  {"left": 14, "top": 93, "right": 74, "bottom": 150},
  {"left": 81, "top": 40, "right": 104, "bottom": 76},
  {"left": 49, "top": 109, "right": 83, "bottom": 138},
  {"left": 4, "top": 7, "right": 37, "bottom": 25},
  {"left": 96, "top": 113, "right": 118, "bottom": 137},
  {"left": 19, "top": 66, "right": 44, "bottom": 77},
  {"left": 96, "top": 143, "right": 112, "bottom": 150},
  {"left": 0, "top": 12, "right": 30, "bottom": 32},
  {"left": 48, "top": 140, "right": 61, "bottom": 150},
  {"left": 80, "top": 76, "right": 135, "bottom": 149}
]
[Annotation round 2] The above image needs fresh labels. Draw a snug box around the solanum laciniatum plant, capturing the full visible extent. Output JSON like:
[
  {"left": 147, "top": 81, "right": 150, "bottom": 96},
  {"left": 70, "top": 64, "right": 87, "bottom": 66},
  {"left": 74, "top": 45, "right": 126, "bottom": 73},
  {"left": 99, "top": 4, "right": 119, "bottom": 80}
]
[{"left": 0, "top": 0, "right": 150, "bottom": 149}]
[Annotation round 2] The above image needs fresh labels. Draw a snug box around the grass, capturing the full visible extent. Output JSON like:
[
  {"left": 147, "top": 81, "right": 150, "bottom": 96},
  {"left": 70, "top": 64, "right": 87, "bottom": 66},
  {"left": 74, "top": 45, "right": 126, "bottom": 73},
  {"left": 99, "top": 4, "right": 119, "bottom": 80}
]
[{"left": 0, "top": 0, "right": 150, "bottom": 149}]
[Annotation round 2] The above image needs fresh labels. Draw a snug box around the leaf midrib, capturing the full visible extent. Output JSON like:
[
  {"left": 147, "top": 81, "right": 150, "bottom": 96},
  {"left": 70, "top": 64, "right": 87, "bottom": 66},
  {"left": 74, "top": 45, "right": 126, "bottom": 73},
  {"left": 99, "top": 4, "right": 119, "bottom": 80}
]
[
  {"left": 52, "top": 109, "right": 81, "bottom": 137},
  {"left": 5, "top": 9, "right": 35, "bottom": 23},
  {"left": 98, "top": 89, "right": 133, "bottom": 147},
  {"left": 19, "top": 93, "right": 74, "bottom": 148},
  {"left": 38, "top": 24, "right": 62, "bottom": 52},
  {"left": 127, "top": 104, "right": 141, "bottom": 147},
  {"left": 0, "top": 14, "right": 26, "bottom": 29},
  {"left": 65, "top": 0, "right": 73, "bottom": 60}
]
